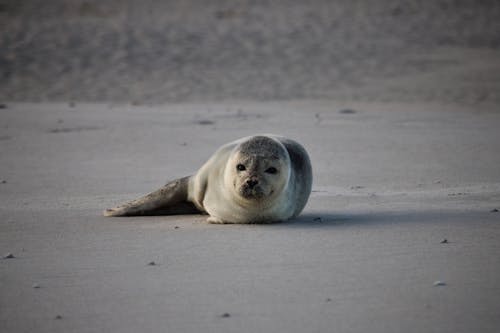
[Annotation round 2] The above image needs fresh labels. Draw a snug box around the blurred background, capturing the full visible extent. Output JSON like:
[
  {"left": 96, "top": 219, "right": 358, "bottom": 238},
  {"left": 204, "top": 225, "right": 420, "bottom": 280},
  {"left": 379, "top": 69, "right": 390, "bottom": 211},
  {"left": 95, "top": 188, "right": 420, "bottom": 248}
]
[{"left": 1, "top": 0, "right": 500, "bottom": 104}]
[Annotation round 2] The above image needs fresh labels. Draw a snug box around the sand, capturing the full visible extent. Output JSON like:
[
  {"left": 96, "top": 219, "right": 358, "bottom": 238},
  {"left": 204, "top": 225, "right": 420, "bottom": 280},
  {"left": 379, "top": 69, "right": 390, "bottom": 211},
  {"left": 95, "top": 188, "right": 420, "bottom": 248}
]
[
  {"left": 2, "top": 1, "right": 500, "bottom": 104},
  {"left": 1, "top": 1, "right": 500, "bottom": 332},
  {"left": 1, "top": 101, "right": 499, "bottom": 333}
]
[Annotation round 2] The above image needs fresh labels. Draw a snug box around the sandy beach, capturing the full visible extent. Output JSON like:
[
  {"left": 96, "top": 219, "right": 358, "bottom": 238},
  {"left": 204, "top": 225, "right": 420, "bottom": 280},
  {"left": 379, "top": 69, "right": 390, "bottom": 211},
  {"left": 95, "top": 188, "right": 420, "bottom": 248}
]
[
  {"left": 1, "top": 1, "right": 500, "bottom": 332},
  {"left": 1, "top": 101, "right": 499, "bottom": 333}
]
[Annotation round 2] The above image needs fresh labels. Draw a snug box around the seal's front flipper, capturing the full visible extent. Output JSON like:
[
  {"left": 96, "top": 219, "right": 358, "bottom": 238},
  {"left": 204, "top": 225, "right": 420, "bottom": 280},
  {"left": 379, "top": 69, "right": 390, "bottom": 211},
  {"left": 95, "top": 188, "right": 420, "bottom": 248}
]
[{"left": 103, "top": 176, "right": 200, "bottom": 216}]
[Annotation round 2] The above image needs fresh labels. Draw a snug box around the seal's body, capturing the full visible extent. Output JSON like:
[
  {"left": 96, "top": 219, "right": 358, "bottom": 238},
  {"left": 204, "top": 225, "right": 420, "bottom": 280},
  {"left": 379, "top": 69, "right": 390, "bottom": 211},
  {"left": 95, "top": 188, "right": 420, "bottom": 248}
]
[{"left": 104, "top": 135, "right": 312, "bottom": 224}]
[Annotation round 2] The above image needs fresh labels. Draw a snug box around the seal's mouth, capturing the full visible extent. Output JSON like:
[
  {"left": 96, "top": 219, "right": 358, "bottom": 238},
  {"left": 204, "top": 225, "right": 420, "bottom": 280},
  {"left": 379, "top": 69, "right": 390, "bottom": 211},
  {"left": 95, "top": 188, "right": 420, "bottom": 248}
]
[{"left": 240, "top": 184, "right": 265, "bottom": 199}]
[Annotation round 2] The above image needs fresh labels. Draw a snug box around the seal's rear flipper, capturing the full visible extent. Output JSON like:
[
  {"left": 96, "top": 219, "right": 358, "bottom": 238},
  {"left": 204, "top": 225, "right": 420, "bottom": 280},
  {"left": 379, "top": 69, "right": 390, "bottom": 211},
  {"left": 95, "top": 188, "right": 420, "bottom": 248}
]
[{"left": 103, "top": 176, "right": 201, "bottom": 216}]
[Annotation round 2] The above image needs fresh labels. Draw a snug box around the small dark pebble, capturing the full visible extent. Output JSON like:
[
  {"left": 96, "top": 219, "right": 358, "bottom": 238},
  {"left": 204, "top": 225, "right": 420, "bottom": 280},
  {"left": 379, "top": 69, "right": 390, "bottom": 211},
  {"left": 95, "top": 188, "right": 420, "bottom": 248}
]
[
  {"left": 220, "top": 313, "right": 231, "bottom": 318},
  {"left": 440, "top": 239, "right": 448, "bottom": 244},
  {"left": 325, "top": 298, "right": 332, "bottom": 302},
  {"left": 50, "top": 126, "right": 101, "bottom": 134},
  {"left": 147, "top": 261, "right": 156, "bottom": 266},
  {"left": 433, "top": 281, "right": 446, "bottom": 287},
  {"left": 1, "top": 180, "right": 6, "bottom": 184},
  {"left": 174, "top": 226, "right": 180, "bottom": 229},
  {"left": 339, "top": 108, "right": 357, "bottom": 114},
  {"left": 3, "top": 253, "right": 15, "bottom": 259},
  {"left": 54, "top": 315, "right": 63, "bottom": 320},
  {"left": 32, "top": 283, "right": 41, "bottom": 289},
  {"left": 313, "top": 217, "right": 322, "bottom": 222},
  {"left": 0, "top": 103, "right": 7, "bottom": 109},
  {"left": 197, "top": 120, "right": 215, "bottom": 125},
  {"left": 491, "top": 208, "right": 499, "bottom": 213}
]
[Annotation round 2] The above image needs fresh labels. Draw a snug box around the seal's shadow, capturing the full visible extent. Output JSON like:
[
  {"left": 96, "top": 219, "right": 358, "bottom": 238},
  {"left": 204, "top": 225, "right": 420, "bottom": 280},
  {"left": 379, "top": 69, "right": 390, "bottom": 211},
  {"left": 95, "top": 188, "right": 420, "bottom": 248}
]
[{"left": 286, "top": 211, "right": 469, "bottom": 228}]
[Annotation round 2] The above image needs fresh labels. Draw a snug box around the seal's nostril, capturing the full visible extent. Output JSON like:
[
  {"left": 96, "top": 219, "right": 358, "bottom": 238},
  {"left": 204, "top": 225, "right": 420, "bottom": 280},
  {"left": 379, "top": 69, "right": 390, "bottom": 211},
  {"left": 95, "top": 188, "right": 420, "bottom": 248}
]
[{"left": 246, "top": 179, "right": 258, "bottom": 188}]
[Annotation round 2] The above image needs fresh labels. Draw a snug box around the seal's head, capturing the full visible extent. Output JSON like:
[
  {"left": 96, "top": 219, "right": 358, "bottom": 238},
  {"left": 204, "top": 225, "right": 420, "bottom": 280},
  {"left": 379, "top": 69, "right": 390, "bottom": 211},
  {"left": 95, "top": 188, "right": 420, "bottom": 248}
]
[{"left": 225, "top": 136, "right": 291, "bottom": 204}]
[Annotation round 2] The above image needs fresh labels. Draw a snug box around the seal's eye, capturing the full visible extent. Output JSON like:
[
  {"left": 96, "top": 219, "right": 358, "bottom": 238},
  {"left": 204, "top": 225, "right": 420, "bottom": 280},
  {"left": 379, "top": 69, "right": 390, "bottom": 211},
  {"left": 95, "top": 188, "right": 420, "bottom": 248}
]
[
  {"left": 265, "top": 167, "right": 278, "bottom": 174},
  {"left": 236, "top": 164, "right": 246, "bottom": 171}
]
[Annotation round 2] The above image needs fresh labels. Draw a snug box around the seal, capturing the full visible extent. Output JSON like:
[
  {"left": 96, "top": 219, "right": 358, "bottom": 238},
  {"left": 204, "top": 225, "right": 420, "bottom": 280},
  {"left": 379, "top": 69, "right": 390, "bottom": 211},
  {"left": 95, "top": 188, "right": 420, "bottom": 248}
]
[{"left": 103, "top": 135, "right": 312, "bottom": 223}]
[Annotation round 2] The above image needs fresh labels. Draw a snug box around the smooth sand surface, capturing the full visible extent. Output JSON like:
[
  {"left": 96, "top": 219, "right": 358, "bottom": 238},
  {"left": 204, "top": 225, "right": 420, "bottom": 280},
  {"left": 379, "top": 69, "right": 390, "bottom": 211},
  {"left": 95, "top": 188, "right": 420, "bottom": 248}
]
[{"left": 1, "top": 101, "right": 499, "bottom": 333}]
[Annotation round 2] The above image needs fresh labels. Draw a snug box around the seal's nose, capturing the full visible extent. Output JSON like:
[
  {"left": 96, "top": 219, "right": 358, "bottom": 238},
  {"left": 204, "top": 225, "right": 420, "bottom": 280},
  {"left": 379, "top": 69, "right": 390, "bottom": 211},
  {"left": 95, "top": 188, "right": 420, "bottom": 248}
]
[{"left": 246, "top": 179, "right": 259, "bottom": 188}]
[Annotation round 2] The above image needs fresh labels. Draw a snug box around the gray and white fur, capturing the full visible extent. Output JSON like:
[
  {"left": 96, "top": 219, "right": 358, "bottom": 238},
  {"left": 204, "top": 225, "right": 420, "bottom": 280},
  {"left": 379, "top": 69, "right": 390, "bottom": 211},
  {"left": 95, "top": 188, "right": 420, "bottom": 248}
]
[{"left": 104, "top": 135, "right": 312, "bottom": 224}]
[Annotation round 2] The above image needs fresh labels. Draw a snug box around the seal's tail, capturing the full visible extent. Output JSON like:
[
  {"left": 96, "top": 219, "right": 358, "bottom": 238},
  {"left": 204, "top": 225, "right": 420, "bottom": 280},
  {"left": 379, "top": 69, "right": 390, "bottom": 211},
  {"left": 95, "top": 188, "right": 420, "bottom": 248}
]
[{"left": 103, "top": 176, "right": 200, "bottom": 216}]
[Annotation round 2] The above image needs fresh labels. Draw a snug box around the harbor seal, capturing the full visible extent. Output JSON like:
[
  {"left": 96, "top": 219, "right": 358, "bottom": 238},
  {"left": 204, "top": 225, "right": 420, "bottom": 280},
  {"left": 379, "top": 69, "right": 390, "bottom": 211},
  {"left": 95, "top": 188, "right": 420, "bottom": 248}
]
[{"left": 103, "top": 135, "right": 312, "bottom": 223}]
